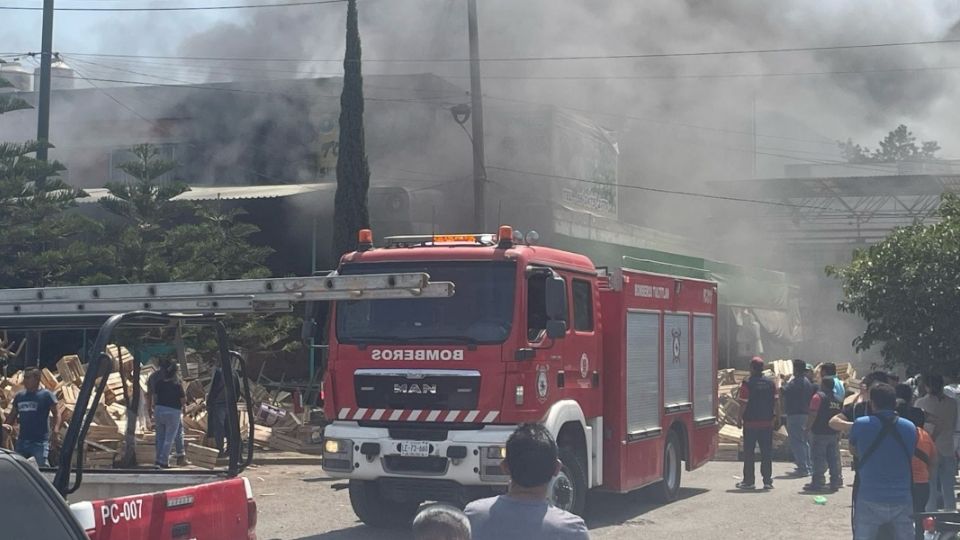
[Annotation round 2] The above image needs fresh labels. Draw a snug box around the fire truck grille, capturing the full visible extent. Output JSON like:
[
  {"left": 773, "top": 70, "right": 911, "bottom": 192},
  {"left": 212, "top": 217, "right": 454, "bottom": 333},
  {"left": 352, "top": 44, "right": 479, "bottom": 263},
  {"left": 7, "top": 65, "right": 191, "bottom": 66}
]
[
  {"left": 383, "top": 455, "right": 449, "bottom": 475},
  {"left": 388, "top": 428, "right": 448, "bottom": 441},
  {"left": 354, "top": 370, "right": 480, "bottom": 410}
]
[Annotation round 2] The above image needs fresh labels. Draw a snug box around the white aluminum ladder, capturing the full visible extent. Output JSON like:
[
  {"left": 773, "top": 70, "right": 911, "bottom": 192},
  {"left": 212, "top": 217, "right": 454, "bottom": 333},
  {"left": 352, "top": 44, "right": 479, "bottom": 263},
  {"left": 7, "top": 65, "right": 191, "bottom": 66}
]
[{"left": 0, "top": 273, "right": 454, "bottom": 318}]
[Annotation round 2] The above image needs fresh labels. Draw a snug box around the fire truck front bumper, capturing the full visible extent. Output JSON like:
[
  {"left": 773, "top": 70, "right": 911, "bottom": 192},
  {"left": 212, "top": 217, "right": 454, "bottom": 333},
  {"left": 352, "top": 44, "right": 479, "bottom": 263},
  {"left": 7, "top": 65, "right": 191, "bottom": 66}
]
[{"left": 321, "top": 421, "right": 515, "bottom": 487}]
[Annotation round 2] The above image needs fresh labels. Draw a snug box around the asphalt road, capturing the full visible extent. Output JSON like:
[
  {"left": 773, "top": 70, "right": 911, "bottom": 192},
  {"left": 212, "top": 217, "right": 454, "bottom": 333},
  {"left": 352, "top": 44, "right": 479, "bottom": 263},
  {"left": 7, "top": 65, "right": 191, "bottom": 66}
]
[{"left": 249, "top": 461, "right": 852, "bottom": 539}]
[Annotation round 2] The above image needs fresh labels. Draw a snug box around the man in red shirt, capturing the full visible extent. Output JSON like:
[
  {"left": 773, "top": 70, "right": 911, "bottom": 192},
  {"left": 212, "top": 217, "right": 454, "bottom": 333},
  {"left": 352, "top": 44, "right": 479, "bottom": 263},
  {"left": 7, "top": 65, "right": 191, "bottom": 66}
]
[{"left": 736, "top": 357, "right": 779, "bottom": 490}]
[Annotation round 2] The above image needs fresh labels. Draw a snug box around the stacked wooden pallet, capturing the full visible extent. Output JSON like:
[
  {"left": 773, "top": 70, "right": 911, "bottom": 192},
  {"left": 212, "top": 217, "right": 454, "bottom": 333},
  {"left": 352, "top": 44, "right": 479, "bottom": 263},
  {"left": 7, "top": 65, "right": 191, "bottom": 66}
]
[{"left": 1, "top": 348, "right": 325, "bottom": 467}]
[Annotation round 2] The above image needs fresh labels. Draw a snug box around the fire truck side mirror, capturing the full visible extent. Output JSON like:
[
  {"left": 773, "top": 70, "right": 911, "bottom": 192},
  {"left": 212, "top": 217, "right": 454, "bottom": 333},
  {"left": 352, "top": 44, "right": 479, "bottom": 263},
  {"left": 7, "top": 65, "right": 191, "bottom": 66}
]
[
  {"left": 544, "top": 275, "right": 568, "bottom": 322},
  {"left": 546, "top": 320, "right": 567, "bottom": 339}
]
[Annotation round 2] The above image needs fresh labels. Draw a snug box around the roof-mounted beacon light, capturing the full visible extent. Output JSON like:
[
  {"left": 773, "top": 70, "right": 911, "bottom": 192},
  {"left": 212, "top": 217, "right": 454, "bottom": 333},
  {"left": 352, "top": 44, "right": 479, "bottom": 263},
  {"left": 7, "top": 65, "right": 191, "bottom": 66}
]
[
  {"left": 524, "top": 230, "right": 540, "bottom": 245},
  {"left": 498, "top": 225, "right": 514, "bottom": 248},
  {"left": 358, "top": 229, "right": 374, "bottom": 251}
]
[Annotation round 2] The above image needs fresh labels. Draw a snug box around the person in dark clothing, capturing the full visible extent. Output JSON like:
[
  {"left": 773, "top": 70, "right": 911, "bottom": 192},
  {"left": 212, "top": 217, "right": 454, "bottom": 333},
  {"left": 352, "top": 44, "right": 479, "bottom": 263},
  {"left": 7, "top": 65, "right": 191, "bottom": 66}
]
[
  {"left": 206, "top": 362, "right": 233, "bottom": 457},
  {"left": 895, "top": 383, "right": 925, "bottom": 428},
  {"left": 783, "top": 359, "right": 816, "bottom": 477},
  {"left": 147, "top": 359, "right": 185, "bottom": 468},
  {"left": 804, "top": 376, "right": 843, "bottom": 492},
  {"left": 736, "top": 357, "right": 778, "bottom": 490}
]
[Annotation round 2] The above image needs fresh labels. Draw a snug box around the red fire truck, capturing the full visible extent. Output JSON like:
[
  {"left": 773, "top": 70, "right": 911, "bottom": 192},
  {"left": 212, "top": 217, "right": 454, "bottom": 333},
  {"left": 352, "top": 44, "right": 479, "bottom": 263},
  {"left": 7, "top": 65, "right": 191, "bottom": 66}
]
[{"left": 321, "top": 226, "right": 719, "bottom": 527}]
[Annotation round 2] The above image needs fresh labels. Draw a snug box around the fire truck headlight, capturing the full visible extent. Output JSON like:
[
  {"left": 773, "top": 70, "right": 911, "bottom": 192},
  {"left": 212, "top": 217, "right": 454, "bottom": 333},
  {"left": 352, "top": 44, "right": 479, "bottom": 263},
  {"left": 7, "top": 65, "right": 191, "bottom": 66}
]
[
  {"left": 515, "top": 385, "right": 524, "bottom": 406},
  {"left": 322, "top": 438, "right": 354, "bottom": 472},
  {"left": 324, "top": 439, "right": 343, "bottom": 454},
  {"left": 485, "top": 446, "right": 507, "bottom": 460},
  {"left": 480, "top": 446, "right": 509, "bottom": 482}
]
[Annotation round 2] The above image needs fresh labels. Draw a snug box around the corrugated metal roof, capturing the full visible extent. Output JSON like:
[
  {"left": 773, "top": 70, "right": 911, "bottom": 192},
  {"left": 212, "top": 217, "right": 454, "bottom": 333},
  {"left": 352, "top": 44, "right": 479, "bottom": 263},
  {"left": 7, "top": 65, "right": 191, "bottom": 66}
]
[
  {"left": 75, "top": 188, "right": 113, "bottom": 204},
  {"left": 170, "top": 183, "right": 333, "bottom": 201}
]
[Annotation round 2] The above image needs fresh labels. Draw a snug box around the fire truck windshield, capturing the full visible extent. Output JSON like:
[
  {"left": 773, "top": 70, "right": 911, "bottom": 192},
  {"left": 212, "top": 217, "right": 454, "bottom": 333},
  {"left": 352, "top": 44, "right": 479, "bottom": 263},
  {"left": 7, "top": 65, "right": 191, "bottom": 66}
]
[{"left": 336, "top": 261, "right": 516, "bottom": 345}]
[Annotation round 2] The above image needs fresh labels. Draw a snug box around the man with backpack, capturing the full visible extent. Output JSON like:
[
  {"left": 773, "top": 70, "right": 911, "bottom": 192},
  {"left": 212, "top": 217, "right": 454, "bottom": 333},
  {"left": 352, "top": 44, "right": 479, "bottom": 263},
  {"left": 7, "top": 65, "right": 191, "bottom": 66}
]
[{"left": 848, "top": 383, "right": 917, "bottom": 540}]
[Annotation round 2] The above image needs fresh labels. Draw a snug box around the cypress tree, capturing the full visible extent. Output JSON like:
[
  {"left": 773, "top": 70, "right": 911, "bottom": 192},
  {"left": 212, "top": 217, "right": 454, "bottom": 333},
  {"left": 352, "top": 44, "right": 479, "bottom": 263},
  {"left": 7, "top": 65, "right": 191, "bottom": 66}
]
[{"left": 332, "top": 0, "right": 371, "bottom": 258}]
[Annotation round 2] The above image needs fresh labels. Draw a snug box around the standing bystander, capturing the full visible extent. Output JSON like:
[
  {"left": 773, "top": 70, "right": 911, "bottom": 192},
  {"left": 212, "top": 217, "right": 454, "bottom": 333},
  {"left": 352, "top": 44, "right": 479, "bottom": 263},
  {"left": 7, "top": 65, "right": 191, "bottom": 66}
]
[
  {"left": 896, "top": 383, "right": 936, "bottom": 540},
  {"left": 736, "top": 357, "right": 778, "bottom": 490},
  {"left": 915, "top": 374, "right": 958, "bottom": 511},
  {"left": 783, "top": 359, "right": 816, "bottom": 477},
  {"left": 848, "top": 383, "right": 917, "bottom": 540},
  {"left": 147, "top": 359, "right": 186, "bottom": 469},
  {"left": 804, "top": 376, "right": 844, "bottom": 492},
  {"left": 2, "top": 368, "right": 60, "bottom": 466}
]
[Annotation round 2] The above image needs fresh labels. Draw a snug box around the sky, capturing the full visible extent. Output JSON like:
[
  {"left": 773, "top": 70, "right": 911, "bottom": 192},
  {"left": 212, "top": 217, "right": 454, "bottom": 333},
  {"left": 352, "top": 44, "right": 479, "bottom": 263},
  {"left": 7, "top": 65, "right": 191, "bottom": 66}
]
[{"left": 3, "top": 0, "right": 960, "bottom": 174}]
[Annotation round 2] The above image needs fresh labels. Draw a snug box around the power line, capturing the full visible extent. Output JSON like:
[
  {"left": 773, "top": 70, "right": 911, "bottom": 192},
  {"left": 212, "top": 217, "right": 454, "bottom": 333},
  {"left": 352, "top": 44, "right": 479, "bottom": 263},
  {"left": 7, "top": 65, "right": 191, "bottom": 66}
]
[
  {"left": 63, "top": 55, "right": 462, "bottom": 100},
  {"left": 485, "top": 165, "right": 829, "bottom": 210},
  {"left": 58, "top": 37, "right": 960, "bottom": 62},
  {"left": 0, "top": 0, "right": 345, "bottom": 11}
]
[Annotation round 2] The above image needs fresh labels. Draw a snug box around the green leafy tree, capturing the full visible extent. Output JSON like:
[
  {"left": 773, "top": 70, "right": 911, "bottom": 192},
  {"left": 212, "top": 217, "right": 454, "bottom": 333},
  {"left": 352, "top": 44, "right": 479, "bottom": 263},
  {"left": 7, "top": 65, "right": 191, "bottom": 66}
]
[
  {"left": 827, "top": 193, "right": 960, "bottom": 375},
  {"left": 0, "top": 77, "right": 113, "bottom": 288},
  {"left": 839, "top": 124, "right": 941, "bottom": 163},
  {"left": 99, "top": 143, "right": 188, "bottom": 282},
  {"left": 332, "top": 0, "right": 371, "bottom": 258}
]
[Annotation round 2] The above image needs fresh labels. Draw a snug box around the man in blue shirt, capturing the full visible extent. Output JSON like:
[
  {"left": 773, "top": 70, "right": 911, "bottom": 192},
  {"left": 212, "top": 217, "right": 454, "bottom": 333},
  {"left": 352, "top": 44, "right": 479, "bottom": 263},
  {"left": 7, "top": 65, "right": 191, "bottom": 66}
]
[
  {"left": 3, "top": 368, "right": 60, "bottom": 466},
  {"left": 849, "top": 382, "right": 917, "bottom": 540}
]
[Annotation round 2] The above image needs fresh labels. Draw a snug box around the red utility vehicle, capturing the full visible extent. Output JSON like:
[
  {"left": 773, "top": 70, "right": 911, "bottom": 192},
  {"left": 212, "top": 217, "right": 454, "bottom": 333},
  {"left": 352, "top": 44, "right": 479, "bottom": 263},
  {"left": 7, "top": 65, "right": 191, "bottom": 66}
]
[{"left": 321, "top": 226, "right": 719, "bottom": 527}]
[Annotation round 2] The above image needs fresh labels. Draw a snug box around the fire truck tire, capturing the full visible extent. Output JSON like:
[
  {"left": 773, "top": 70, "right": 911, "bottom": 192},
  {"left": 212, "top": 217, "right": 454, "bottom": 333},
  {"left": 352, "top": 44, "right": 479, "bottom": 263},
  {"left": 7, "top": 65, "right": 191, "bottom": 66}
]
[
  {"left": 348, "top": 480, "right": 420, "bottom": 529},
  {"left": 553, "top": 446, "right": 588, "bottom": 517},
  {"left": 651, "top": 431, "right": 682, "bottom": 503}
]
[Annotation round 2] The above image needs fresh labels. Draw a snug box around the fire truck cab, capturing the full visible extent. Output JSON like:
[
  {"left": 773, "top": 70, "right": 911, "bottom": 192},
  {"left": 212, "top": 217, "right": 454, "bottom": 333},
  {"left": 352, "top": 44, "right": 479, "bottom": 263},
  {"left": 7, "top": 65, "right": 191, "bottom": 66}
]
[{"left": 321, "top": 226, "right": 718, "bottom": 528}]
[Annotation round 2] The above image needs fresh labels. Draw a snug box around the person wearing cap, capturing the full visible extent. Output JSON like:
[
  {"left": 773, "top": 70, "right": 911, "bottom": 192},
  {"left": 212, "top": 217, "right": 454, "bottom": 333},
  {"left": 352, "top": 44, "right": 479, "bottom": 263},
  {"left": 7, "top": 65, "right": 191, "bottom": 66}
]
[
  {"left": 782, "top": 359, "right": 816, "bottom": 477},
  {"left": 736, "top": 356, "right": 779, "bottom": 490}
]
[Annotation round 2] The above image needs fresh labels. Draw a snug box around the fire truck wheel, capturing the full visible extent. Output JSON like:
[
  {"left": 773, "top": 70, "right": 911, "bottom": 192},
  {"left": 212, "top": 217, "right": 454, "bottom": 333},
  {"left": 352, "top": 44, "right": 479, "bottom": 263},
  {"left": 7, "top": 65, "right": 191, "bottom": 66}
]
[
  {"left": 651, "top": 430, "right": 682, "bottom": 503},
  {"left": 551, "top": 446, "right": 588, "bottom": 516},
  {"left": 348, "top": 480, "right": 420, "bottom": 529}
]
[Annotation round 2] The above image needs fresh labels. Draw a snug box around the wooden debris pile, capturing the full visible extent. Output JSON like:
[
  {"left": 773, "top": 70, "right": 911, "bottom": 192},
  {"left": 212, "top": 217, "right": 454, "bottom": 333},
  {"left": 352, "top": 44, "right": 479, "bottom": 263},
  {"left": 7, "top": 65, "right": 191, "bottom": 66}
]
[{"left": 714, "top": 361, "right": 857, "bottom": 462}]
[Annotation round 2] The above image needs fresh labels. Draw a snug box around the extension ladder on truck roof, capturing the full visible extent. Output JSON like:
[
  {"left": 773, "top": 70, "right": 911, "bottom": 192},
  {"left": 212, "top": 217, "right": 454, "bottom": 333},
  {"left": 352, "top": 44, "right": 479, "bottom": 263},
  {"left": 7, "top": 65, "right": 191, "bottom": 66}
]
[
  {"left": 0, "top": 272, "right": 455, "bottom": 319},
  {"left": 0, "top": 272, "right": 456, "bottom": 497}
]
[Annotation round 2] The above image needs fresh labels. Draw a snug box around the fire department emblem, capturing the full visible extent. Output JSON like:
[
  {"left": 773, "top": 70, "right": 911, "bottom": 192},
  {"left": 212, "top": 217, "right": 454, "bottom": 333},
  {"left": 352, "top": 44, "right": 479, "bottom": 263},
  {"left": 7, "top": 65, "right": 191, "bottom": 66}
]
[
  {"left": 671, "top": 328, "right": 682, "bottom": 363},
  {"left": 536, "top": 365, "right": 549, "bottom": 401},
  {"left": 580, "top": 353, "right": 589, "bottom": 378}
]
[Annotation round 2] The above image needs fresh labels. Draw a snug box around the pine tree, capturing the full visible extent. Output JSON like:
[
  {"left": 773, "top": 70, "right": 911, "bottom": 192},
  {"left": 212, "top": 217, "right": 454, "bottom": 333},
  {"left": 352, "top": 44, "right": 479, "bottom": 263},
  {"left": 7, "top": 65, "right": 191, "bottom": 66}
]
[
  {"left": 0, "top": 77, "right": 113, "bottom": 288},
  {"left": 332, "top": 0, "right": 371, "bottom": 258}
]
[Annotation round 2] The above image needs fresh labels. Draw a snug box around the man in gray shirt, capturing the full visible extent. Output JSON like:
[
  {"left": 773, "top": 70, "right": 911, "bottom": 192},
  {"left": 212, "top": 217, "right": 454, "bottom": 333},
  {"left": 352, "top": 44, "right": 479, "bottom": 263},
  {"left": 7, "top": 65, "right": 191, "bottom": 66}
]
[{"left": 465, "top": 423, "right": 590, "bottom": 540}]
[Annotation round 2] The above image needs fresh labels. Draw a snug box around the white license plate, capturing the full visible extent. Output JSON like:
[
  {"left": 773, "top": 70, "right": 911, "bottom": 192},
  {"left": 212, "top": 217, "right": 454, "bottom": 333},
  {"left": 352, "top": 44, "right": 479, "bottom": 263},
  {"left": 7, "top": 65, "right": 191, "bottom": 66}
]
[{"left": 399, "top": 441, "right": 432, "bottom": 457}]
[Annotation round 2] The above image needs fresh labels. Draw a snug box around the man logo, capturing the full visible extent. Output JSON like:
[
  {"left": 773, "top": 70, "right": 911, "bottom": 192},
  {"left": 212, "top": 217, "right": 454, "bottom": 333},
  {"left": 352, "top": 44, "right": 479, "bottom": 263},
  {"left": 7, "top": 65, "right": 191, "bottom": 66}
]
[{"left": 394, "top": 383, "right": 438, "bottom": 395}]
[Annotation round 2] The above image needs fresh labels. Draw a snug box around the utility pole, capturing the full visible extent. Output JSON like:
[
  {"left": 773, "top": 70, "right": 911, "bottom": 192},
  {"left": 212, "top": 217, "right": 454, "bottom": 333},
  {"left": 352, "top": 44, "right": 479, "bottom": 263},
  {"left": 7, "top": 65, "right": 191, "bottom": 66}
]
[
  {"left": 36, "top": 0, "right": 55, "bottom": 162},
  {"left": 467, "top": 0, "right": 487, "bottom": 232}
]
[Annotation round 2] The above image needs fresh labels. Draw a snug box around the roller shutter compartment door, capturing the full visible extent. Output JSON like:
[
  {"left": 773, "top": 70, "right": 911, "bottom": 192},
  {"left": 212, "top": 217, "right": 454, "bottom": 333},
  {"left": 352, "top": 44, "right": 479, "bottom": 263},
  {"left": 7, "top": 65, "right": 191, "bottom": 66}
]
[
  {"left": 626, "top": 311, "right": 661, "bottom": 434},
  {"left": 693, "top": 315, "right": 715, "bottom": 421}
]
